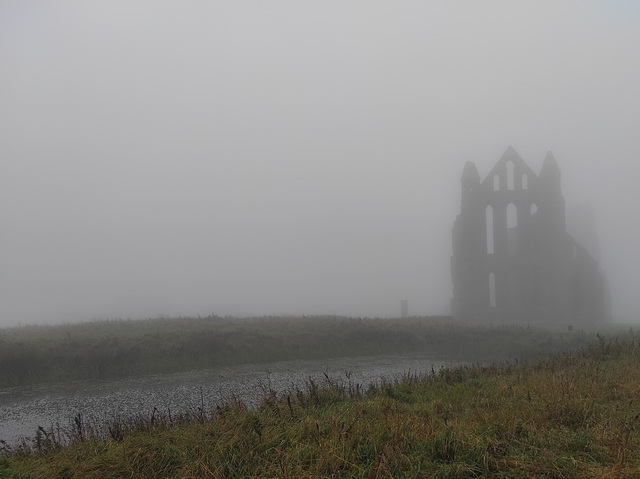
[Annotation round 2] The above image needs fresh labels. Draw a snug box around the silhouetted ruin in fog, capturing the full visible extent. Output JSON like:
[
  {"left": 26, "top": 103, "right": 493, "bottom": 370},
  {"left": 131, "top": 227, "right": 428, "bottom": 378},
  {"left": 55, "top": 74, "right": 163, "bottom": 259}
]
[{"left": 451, "top": 147, "right": 611, "bottom": 324}]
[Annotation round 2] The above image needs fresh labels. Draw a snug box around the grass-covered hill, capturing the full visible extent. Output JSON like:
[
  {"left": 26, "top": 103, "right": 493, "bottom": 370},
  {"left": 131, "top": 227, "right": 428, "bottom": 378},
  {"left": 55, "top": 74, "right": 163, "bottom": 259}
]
[
  {"left": 0, "top": 315, "right": 595, "bottom": 387},
  {"left": 2, "top": 336, "right": 639, "bottom": 478}
]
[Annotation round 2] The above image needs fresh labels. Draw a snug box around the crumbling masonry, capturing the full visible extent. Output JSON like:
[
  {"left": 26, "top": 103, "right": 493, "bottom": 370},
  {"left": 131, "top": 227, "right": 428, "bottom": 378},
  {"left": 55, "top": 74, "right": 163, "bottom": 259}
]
[{"left": 451, "top": 147, "right": 611, "bottom": 324}]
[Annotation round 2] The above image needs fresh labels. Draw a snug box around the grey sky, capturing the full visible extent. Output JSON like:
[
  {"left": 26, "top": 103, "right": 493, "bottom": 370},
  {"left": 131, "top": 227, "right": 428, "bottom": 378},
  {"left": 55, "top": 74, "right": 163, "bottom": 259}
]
[{"left": 1, "top": 1, "right": 639, "bottom": 325}]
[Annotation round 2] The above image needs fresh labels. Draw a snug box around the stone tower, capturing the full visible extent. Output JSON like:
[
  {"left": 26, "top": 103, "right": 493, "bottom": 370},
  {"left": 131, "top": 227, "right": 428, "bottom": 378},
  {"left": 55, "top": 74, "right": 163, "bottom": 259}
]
[{"left": 450, "top": 147, "right": 611, "bottom": 324}]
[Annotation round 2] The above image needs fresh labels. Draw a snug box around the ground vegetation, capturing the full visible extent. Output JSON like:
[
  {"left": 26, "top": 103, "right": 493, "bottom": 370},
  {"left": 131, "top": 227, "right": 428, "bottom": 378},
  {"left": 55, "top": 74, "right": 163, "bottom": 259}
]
[
  {"left": 0, "top": 315, "right": 595, "bottom": 387},
  {"left": 1, "top": 336, "right": 639, "bottom": 477}
]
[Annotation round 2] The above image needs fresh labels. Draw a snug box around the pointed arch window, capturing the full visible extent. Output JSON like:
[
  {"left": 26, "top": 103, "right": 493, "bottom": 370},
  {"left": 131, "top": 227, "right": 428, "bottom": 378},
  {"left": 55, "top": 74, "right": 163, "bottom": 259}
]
[
  {"left": 507, "top": 203, "right": 517, "bottom": 254},
  {"left": 506, "top": 161, "right": 515, "bottom": 190},
  {"left": 486, "top": 205, "right": 494, "bottom": 254},
  {"left": 530, "top": 203, "right": 538, "bottom": 215}
]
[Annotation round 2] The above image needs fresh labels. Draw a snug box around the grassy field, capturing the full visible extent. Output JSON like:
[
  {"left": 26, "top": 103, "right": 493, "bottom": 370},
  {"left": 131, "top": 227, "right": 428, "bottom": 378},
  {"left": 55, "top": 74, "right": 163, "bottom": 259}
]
[
  {"left": 0, "top": 315, "right": 597, "bottom": 387},
  {"left": 1, "top": 336, "right": 639, "bottom": 478}
]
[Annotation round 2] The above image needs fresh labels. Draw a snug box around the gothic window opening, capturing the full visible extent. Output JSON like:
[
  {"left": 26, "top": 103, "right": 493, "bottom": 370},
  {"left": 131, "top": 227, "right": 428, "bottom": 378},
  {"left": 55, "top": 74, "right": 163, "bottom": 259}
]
[
  {"left": 506, "top": 161, "right": 515, "bottom": 190},
  {"left": 530, "top": 203, "right": 538, "bottom": 215},
  {"left": 507, "top": 203, "right": 517, "bottom": 254},
  {"left": 486, "top": 205, "right": 494, "bottom": 254}
]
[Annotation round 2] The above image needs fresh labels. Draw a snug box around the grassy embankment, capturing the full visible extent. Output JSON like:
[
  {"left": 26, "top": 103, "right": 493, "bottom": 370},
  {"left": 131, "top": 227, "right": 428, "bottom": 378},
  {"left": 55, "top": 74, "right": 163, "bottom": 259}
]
[
  {"left": 0, "top": 315, "right": 595, "bottom": 387},
  {"left": 1, "top": 336, "right": 639, "bottom": 478}
]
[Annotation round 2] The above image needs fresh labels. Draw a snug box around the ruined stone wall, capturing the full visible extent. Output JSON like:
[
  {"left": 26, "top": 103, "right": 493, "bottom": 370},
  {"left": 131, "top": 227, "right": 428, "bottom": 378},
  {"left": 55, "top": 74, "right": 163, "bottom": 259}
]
[{"left": 451, "top": 147, "right": 611, "bottom": 324}]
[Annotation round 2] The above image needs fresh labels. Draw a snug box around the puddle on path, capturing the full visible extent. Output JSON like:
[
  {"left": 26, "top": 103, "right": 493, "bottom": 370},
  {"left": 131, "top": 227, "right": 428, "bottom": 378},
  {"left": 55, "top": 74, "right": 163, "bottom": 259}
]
[{"left": 0, "top": 353, "right": 463, "bottom": 446}]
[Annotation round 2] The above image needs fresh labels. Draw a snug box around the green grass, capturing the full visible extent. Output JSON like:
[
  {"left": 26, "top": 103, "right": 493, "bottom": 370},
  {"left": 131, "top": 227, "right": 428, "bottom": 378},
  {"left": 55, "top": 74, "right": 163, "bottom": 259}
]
[
  {"left": 2, "top": 336, "right": 639, "bottom": 478},
  {"left": 0, "top": 315, "right": 597, "bottom": 387}
]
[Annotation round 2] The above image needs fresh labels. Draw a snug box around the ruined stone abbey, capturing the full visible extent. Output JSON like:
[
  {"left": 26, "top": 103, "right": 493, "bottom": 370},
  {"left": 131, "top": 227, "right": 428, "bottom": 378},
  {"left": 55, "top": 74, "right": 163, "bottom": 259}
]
[{"left": 450, "top": 147, "right": 611, "bottom": 324}]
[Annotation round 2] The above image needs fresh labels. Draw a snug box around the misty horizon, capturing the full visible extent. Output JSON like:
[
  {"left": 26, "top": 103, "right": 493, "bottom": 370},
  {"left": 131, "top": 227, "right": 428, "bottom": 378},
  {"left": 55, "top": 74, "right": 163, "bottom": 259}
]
[{"left": 2, "top": 2, "right": 639, "bottom": 326}]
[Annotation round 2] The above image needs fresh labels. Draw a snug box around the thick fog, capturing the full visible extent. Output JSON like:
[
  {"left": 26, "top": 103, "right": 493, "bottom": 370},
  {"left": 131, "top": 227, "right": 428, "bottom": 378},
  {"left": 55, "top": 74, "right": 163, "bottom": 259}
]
[{"left": 1, "top": 2, "right": 639, "bottom": 326}]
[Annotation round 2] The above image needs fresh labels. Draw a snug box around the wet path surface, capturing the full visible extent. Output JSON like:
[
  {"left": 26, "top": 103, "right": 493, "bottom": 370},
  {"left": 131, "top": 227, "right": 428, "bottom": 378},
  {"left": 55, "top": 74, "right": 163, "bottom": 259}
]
[{"left": 0, "top": 352, "right": 463, "bottom": 446}]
